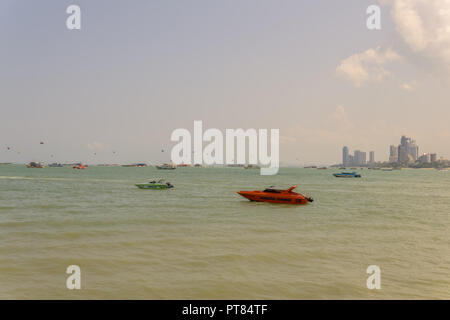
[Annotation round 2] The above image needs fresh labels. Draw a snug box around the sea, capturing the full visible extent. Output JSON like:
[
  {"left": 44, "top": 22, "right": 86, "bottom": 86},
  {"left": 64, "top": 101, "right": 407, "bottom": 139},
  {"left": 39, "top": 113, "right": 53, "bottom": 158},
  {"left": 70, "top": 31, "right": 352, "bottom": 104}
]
[{"left": 0, "top": 165, "right": 448, "bottom": 299}]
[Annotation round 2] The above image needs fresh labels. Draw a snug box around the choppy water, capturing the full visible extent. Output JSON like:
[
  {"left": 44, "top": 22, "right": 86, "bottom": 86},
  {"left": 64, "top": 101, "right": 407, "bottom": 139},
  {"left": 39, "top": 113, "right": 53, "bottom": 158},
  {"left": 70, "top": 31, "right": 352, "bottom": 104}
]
[{"left": 0, "top": 165, "right": 448, "bottom": 299}]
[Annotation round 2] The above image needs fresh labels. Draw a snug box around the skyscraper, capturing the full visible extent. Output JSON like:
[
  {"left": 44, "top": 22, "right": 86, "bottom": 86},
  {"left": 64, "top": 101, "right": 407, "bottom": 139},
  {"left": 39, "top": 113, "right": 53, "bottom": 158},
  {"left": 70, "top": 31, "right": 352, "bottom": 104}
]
[
  {"left": 369, "top": 151, "right": 375, "bottom": 164},
  {"left": 343, "top": 146, "right": 349, "bottom": 166},
  {"left": 430, "top": 153, "right": 437, "bottom": 162},
  {"left": 354, "top": 150, "right": 366, "bottom": 165},
  {"left": 397, "top": 136, "right": 419, "bottom": 163},
  {"left": 389, "top": 145, "right": 398, "bottom": 162}
]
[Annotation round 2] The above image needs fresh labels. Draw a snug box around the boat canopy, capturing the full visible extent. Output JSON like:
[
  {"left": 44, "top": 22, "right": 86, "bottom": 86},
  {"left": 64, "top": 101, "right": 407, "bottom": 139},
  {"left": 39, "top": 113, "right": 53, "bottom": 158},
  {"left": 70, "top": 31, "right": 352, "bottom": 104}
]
[{"left": 149, "top": 178, "right": 165, "bottom": 183}]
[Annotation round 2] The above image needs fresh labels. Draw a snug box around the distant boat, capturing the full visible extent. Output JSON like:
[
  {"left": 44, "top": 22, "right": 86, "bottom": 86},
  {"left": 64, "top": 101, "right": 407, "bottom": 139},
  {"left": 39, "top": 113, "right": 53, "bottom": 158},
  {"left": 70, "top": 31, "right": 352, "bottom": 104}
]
[
  {"left": 317, "top": 166, "right": 328, "bottom": 170},
  {"left": 48, "top": 163, "right": 63, "bottom": 167},
  {"left": 177, "top": 163, "right": 191, "bottom": 167},
  {"left": 73, "top": 164, "right": 87, "bottom": 170},
  {"left": 244, "top": 164, "right": 260, "bottom": 169},
  {"left": 333, "top": 172, "right": 361, "bottom": 178},
  {"left": 122, "top": 163, "right": 148, "bottom": 167},
  {"left": 26, "top": 162, "right": 44, "bottom": 168},
  {"left": 304, "top": 166, "right": 317, "bottom": 168},
  {"left": 156, "top": 163, "right": 176, "bottom": 170},
  {"left": 382, "top": 168, "right": 393, "bottom": 171}
]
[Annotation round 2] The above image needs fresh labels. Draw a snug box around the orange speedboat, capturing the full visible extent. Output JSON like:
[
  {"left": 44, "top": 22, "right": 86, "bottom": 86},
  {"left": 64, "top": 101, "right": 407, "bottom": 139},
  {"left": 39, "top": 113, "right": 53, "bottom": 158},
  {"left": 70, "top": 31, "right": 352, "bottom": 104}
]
[{"left": 237, "top": 185, "right": 313, "bottom": 205}]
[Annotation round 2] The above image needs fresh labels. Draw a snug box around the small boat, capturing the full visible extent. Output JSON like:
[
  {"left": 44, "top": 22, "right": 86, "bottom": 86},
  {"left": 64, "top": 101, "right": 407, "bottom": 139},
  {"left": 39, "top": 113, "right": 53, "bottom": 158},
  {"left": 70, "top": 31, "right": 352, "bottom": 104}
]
[
  {"left": 122, "top": 163, "right": 148, "bottom": 167},
  {"left": 177, "top": 163, "right": 191, "bottom": 167},
  {"left": 317, "top": 166, "right": 328, "bottom": 170},
  {"left": 48, "top": 163, "right": 63, "bottom": 167},
  {"left": 136, "top": 179, "right": 174, "bottom": 189},
  {"left": 244, "top": 164, "right": 260, "bottom": 169},
  {"left": 237, "top": 185, "right": 313, "bottom": 205},
  {"left": 26, "top": 162, "right": 44, "bottom": 168},
  {"left": 333, "top": 172, "right": 361, "bottom": 178},
  {"left": 156, "top": 163, "right": 176, "bottom": 170},
  {"left": 73, "top": 164, "right": 87, "bottom": 169}
]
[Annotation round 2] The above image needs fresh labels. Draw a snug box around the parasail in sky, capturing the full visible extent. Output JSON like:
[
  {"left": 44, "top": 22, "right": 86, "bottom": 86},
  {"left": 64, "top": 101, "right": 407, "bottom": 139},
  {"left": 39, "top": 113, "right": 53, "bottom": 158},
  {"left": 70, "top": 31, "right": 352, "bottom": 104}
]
[{"left": 40, "top": 141, "right": 44, "bottom": 145}]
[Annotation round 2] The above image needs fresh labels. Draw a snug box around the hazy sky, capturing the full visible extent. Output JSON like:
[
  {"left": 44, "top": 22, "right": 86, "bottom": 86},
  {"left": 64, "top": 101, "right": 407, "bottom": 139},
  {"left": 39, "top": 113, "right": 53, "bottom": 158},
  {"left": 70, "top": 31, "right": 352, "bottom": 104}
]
[{"left": 1, "top": 0, "right": 449, "bottom": 165}]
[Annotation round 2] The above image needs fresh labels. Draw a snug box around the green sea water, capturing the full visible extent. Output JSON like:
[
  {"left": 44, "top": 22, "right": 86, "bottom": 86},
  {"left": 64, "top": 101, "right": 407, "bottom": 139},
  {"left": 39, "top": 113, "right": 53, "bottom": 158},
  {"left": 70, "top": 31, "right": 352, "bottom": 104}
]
[{"left": 0, "top": 165, "right": 448, "bottom": 299}]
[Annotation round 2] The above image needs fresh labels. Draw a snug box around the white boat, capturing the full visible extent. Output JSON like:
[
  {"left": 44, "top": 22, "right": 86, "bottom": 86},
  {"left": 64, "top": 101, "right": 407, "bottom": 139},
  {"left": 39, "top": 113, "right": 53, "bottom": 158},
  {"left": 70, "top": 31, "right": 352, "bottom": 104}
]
[{"left": 156, "top": 163, "right": 176, "bottom": 170}]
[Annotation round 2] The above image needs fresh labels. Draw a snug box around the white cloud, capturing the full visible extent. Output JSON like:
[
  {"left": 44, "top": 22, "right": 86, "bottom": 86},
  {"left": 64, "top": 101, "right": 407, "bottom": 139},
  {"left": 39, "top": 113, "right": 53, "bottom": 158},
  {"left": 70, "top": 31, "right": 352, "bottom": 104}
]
[
  {"left": 336, "top": 47, "right": 401, "bottom": 87},
  {"left": 400, "top": 82, "right": 414, "bottom": 91},
  {"left": 384, "top": 0, "right": 450, "bottom": 72}
]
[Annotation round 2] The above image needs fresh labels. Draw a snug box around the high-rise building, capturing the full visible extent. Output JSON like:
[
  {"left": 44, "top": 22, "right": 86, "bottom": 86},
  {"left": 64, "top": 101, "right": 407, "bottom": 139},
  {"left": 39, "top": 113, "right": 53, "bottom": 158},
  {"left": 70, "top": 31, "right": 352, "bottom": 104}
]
[
  {"left": 389, "top": 145, "right": 398, "bottom": 162},
  {"left": 430, "top": 153, "right": 437, "bottom": 162},
  {"left": 348, "top": 154, "right": 354, "bottom": 166},
  {"left": 343, "top": 146, "right": 349, "bottom": 166},
  {"left": 397, "top": 135, "right": 419, "bottom": 163},
  {"left": 398, "top": 145, "right": 408, "bottom": 162},
  {"left": 369, "top": 151, "right": 375, "bottom": 164},
  {"left": 408, "top": 140, "right": 419, "bottom": 161},
  {"left": 418, "top": 153, "right": 431, "bottom": 163},
  {"left": 354, "top": 150, "right": 366, "bottom": 166}
]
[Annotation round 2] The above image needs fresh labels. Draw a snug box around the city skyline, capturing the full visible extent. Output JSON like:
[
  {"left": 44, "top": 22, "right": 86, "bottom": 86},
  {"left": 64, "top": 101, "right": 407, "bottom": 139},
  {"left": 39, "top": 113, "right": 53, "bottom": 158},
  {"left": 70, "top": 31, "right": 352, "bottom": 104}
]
[
  {"left": 343, "top": 134, "right": 444, "bottom": 166},
  {"left": 1, "top": 1, "right": 449, "bottom": 165}
]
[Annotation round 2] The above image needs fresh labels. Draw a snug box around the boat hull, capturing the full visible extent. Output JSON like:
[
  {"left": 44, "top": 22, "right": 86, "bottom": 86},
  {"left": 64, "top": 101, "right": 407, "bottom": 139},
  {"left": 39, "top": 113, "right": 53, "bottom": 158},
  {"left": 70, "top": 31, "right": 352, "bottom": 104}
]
[
  {"left": 237, "top": 191, "right": 310, "bottom": 205},
  {"left": 136, "top": 184, "right": 173, "bottom": 189},
  {"left": 333, "top": 173, "right": 361, "bottom": 178}
]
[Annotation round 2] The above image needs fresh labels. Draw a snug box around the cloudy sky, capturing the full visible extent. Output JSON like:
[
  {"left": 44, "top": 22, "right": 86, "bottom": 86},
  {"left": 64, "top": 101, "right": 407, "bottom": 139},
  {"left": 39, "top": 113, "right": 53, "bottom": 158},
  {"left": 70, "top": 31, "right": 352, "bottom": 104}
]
[{"left": 1, "top": 0, "right": 449, "bottom": 165}]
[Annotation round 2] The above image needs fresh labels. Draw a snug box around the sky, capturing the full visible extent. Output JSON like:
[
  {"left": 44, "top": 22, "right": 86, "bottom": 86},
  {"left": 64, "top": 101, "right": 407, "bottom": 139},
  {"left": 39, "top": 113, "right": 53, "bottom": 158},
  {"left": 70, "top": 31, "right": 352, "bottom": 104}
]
[{"left": 1, "top": 0, "right": 449, "bottom": 165}]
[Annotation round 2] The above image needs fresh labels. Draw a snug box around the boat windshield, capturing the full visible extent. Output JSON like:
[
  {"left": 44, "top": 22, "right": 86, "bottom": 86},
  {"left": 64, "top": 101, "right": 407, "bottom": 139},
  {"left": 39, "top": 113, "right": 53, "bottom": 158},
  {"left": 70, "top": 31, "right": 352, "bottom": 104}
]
[
  {"left": 263, "top": 188, "right": 282, "bottom": 193},
  {"left": 149, "top": 179, "right": 164, "bottom": 183}
]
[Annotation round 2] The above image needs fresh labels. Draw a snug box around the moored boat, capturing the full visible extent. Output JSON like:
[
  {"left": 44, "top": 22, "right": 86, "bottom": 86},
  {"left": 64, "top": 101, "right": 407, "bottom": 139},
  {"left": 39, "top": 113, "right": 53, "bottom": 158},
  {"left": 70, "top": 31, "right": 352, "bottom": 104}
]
[
  {"left": 244, "top": 164, "right": 260, "bottom": 169},
  {"left": 48, "top": 163, "right": 63, "bottom": 167},
  {"left": 26, "top": 162, "right": 44, "bottom": 168},
  {"left": 237, "top": 185, "right": 313, "bottom": 205},
  {"left": 136, "top": 179, "right": 174, "bottom": 189},
  {"left": 333, "top": 172, "right": 361, "bottom": 178},
  {"left": 156, "top": 163, "right": 176, "bottom": 170}
]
